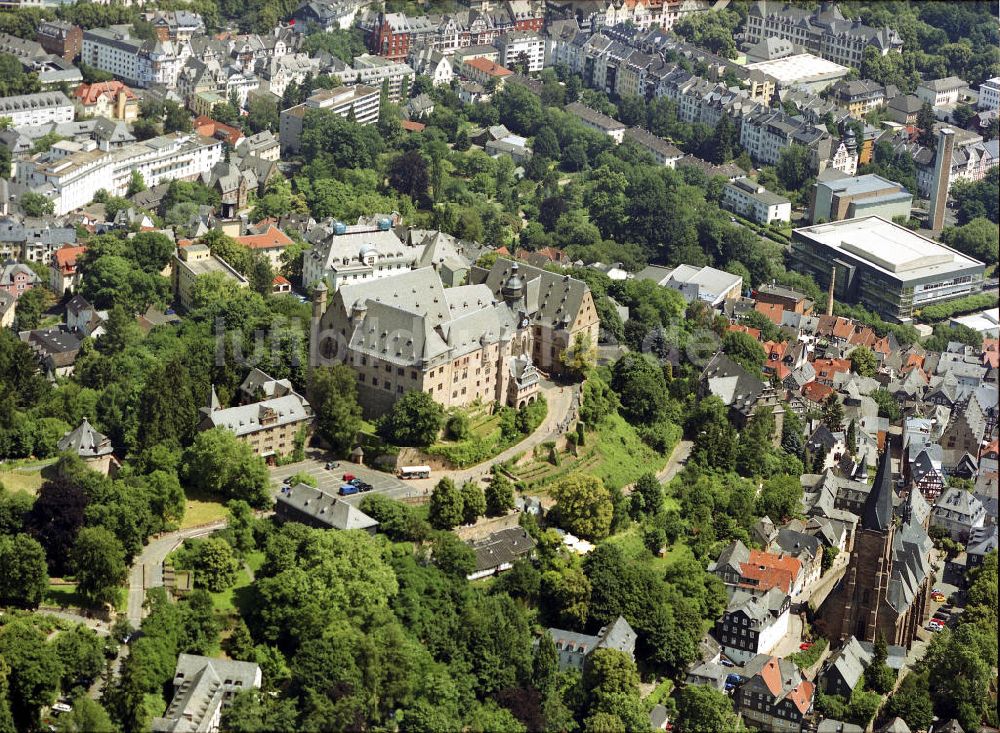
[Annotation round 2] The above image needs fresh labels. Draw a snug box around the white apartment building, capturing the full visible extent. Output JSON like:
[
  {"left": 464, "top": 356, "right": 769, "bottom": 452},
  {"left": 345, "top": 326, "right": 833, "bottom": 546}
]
[
  {"left": 82, "top": 26, "right": 190, "bottom": 89},
  {"left": 16, "top": 133, "right": 223, "bottom": 215},
  {"left": 495, "top": 31, "right": 545, "bottom": 73},
  {"left": 334, "top": 54, "right": 415, "bottom": 102},
  {"left": 279, "top": 86, "right": 380, "bottom": 154},
  {"left": 916, "top": 77, "right": 968, "bottom": 108},
  {"left": 978, "top": 77, "right": 1000, "bottom": 111},
  {"left": 0, "top": 92, "right": 74, "bottom": 128},
  {"left": 723, "top": 177, "right": 792, "bottom": 224}
]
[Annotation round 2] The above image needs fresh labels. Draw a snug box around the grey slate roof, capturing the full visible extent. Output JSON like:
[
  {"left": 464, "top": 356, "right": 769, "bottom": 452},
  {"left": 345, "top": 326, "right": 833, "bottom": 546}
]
[
  {"left": 468, "top": 526, "right": 536, "bottom": 573},
  {"left": 823, "top": 636, "right": 871, "bottom": 693},
  {"left": 57, "top": 417, "right": 113, "bottom": 458},
  {"left": 275, "top": 483, "right": 379, "bottom": 532},
  {"left": 565, "top": 101, "right": 625, "bottom": 132},
  {"left": 152, "top": 654, "right": 261, "bottom": 733},
  {"left": 862, "top": 450, "right": 894, "bottom": 531},
  {"left": 472, "top": 258, "right": 590, "bottom": 332}
]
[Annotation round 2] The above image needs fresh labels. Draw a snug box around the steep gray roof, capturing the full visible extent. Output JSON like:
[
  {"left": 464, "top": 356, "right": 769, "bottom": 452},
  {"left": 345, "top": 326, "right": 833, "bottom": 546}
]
[
  {"left": 862, "top": 450, "right": 894, "bottom": 531},
  {"left": 57, "top": 417, "right": 113, "bottom": 458},
  {"left": 202, "top": 392, "right": 312, "bottom": 438},
  {"left": 824, "top": 636, "right": 872, "bottom": 693},
  {"left": 472, "top": 258, "right": 590, "bottom": 332},
  {"left": 468, "top": 526, "right": 536, "bottom": 573},
  {"left": 276, "top": 483, "right": 378, "bottom": 531},
  {"left": 596, "top": 616, "right": 637, "bottom": 656},
  {"left": 887, "top": 521, "right": 933, "bottom": 614},
  {"left": 152, "top": 654, "right": 260, "bottom": 733}
]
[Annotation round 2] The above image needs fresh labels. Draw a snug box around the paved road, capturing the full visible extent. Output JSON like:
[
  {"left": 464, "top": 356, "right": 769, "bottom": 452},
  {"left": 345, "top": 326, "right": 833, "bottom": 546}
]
[
  {"left": 126, "top": 522, "right": 227, "bottom": 627},
  {"left": 269, "top": 455, "right": 415, "bottom": 503},
  {"left": 657, "top": 440, "right": 693, "bottom": 484},
  {"left": 270, "top": 382, "right": 579, "bottom": 498}
]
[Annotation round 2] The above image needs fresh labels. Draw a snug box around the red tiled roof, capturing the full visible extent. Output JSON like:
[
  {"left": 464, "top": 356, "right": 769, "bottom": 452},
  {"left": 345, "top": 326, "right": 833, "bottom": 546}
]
[
  {"left": 53, "top": 245, "right": 86, "bottom": 274},
  {"left": 401, "top": 119, "right": 426, "bottom": 132},
  {"left": 802, "top": 381, "right": 834, "bottom": 403},
  {"left": 738, "top": 549, "right": 801, "bottom": 594},
  {"left": 72, "top": 81, "right": 137, "bottom": 106},
  {"left": 754, "top": 301, "right": 785, "bottom": 325},
  {"left": 235, "top": 225, "right": 293, "bottom": 250},
  {"left": 812, "top": 357, "right": 851, "bottom": 382},
  {"left": 789, "top": 681, "right": 815, "bottom": 714},
  {"left": 728, "top": 323, "right": 762, "bottom": 340},
  {"left": 272, "top": 274, "right": 290, "bottom": 286},
  {"left": 193, "top": 115, "right": 243, "bottom": 146},
  {"left": 464, "top": 57, "right": 513, "bottom": 77},
  {"left": 983, "top": 339, "right": 999, "bottom": 369},
  {"left": 759, "top": 657, "right": 783, "bottom": 696}
]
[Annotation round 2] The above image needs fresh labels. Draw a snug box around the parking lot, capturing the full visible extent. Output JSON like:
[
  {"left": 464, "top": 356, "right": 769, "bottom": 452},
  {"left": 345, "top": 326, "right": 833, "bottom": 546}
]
[{"left": 269, "top": 456, "right": 421, "bottom": 505}]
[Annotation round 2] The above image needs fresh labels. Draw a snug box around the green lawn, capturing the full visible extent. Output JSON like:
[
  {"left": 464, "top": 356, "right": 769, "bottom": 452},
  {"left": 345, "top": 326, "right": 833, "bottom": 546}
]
[
  {"left": 0, "top": 459, "right": 55, "bottom": 495},
  {"left": 603, "top": 526, "right": 696, "bottom": 574},
  {"left": 208, "top": 551, "right": 264, "bottom": 616},
  {"left": 180, "top": 489, "right": 229, "bottom": 529},
  {"left": 44, "top": 582, "right": 85, "bottom": 609},
  {"left": 591, "top": 415, "right": 671, "bottom": 490}
]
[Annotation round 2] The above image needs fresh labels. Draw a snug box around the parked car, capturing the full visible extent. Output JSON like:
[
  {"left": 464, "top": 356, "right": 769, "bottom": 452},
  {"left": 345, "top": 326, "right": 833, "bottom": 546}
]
[
  {"left": 325, "top": 461, "right": 338, "bottom": 470},
  {"left": 338, "top": 484, "right": 359, "bottom": 496},
  {"left": 931, "top": 592, "right": 946, "bottom": 602},
  {"left": 342, "top": 473, "right": 356, "bottom": 482},
  {"left": 926, "top": 622, "right": 943, "bottom": 632},
  {"left": 52, "top": 703, "right": 72, "bottom": 714},
  {"left": 720, "top": 658, "right": 735, "bottom": 667}
]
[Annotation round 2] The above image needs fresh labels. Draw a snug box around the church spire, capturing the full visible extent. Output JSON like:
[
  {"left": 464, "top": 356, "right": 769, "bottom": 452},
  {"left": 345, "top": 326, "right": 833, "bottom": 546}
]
[{"left": 861, "top": 449, "right": 894, "bottom": 531}]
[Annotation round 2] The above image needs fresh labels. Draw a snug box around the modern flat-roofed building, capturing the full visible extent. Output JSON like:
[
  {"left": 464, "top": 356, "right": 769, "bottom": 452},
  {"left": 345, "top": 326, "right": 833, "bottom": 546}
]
[
  {"left": 173, "top": 243, "right": 248, "bottom": 311},
  {"left": 810, "top": 173, "right": 912, "bottom": 224},
  {"left": 978, "top": 77, "right": 1000, "bottom": 111},
  {"left": 790, "top": 216, "right": 985, "bottom": 323},
  {"left": 16, "top": 132, "right": 223, "bottom": 215},
  {"left": 722, "top": 177, "right": 791, "bottom": 224},
  {"left": 637, "top": 264, "right": 743, "bottom": 306},
  {"left": 279, "top": 85, "right": 380, "bottom": 154},
  {"left": 332, "top": 54, "right": 414, "bottom": 102},
  {"left": 495, "top": 30, "right": 545, "bottom": 73},
  {"left": 745, "top": 53, "right": 849, "bottom": 93}
]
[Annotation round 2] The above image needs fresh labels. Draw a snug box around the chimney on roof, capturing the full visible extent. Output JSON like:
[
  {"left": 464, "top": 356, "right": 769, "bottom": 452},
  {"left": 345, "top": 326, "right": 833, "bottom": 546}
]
[
  {"left": 827, "top": 265, "right": 836, "bottom": 317},
  {"left": 928, "top": 127, "right": 955, "bottom": 232}
]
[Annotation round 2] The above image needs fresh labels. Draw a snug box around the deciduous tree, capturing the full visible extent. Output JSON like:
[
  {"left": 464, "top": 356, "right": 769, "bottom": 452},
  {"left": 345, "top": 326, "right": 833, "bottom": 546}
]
[
  {"left": 551, "top": 473, "right": 613, "bottom": 541},
  {"left": 72, "top": 526, "right": 127, "bottom": 608}
]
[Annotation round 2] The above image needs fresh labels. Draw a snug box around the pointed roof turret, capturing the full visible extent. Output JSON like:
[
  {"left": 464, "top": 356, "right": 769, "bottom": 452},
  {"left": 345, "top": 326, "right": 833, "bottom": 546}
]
[
  {"left": 862, "top": 449, "right": 895, "bottom": 531},
  {"left": 57, "top": 417, "right": 113, "bottom": 458},
  {"left": 201, "top": 385, "right": 221, "bottom": 417}
]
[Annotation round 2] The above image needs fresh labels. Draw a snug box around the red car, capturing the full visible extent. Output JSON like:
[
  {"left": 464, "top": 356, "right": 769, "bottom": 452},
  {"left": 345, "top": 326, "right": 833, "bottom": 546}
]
[
  {"left": 799, "top": 642, "right": 814, "bottom": 651},
  {"left": 342, "top": 473, "right": 355, "bottom": 482}
]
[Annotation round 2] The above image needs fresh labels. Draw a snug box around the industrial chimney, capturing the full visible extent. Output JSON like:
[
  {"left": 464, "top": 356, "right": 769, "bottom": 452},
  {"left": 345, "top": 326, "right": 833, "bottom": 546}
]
[
  {"left": 827, "top": 265, "right": 836, "bottom": 317},
  {"left": 928, "top": 127, "right": 955, "bottom": 232}
]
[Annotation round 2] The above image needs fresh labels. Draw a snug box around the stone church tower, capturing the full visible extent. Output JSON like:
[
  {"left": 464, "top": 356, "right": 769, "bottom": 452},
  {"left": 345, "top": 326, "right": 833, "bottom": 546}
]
[{"left": 821, "top": 449, "right": 933, "bottom": 649}]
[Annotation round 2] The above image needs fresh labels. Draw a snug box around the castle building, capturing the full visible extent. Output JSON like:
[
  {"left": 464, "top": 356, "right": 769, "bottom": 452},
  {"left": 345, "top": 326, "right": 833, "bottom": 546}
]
[
  {"left": 198, "top": 371, "right": 313, "bottom": 462},
  {"left": 821, "top": 449, "right": 933, "bottom": 648},
  {"left": 313, "top": 259, "right": 597, "bottom": 415}
]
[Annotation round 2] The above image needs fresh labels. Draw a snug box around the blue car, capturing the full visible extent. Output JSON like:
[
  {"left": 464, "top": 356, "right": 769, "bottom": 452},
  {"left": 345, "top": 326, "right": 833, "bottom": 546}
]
[{"left": 338, "top": 484, "right": 359, "bottom": 496}]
